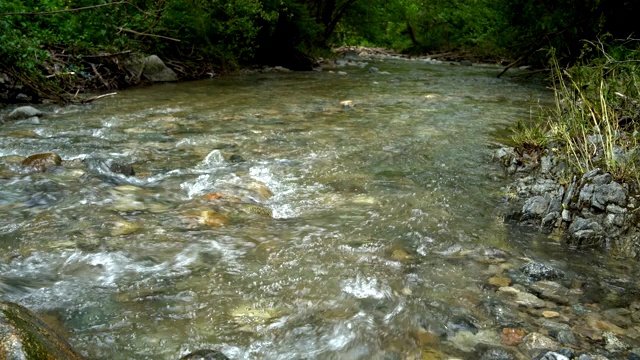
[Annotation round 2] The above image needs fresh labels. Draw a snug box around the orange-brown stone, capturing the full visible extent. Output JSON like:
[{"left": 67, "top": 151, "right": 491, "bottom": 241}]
[{"left": 501, "top": 327, "right": 527, "bottom": 346}]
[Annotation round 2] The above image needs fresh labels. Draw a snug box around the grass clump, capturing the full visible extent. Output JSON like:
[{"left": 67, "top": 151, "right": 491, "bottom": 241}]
[{"left": 513, "top": 39, "right": 640, "bottom": 187}]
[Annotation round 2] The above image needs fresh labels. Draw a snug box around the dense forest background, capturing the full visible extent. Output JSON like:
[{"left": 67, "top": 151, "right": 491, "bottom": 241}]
[{"left": 0, "top": 0, "right": 639, "bottom": 101}]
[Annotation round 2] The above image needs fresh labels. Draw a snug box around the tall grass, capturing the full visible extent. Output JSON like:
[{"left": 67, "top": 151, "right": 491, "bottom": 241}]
[{"left": 514, "top": 40, "right": 640, "bottom": 187}]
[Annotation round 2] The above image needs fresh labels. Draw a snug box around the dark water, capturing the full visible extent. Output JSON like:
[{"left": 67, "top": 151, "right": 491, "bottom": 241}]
[{"left": 1, "top": 59, "right": 638, "bottom": 359}]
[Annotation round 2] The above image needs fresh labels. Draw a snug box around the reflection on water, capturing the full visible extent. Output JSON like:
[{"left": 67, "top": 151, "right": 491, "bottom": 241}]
[{"left": 1, "top": 60, "right": 638, "bottom": 359}]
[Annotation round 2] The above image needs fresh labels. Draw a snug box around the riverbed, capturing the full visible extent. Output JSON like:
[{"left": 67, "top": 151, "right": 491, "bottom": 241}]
[{"left": 1, "top": 58, "right": 639, "bottom": 359}]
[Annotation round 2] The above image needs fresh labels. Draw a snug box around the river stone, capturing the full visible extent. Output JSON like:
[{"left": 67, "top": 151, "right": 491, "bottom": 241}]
[
  {"left": 519, "top": 333, "right": 559, "bottom": 356},
  {"left": 535, "top": 351, "right": 570, "bottom": 360},
  {"left": 529, "top": 281, "right": 572, "bottom": 305},
  {"left": 0, "top": 301, "right": 84, "bottom": 360},
  {"left": 628, "top": 348, "right": 640, "bottom": 360},
  {"left": 180, "top": 349, "right": 229, "bottom": 360},
  {"left": 603, "top": 331, "right": 629, "bottom": 352},
  {"left": 22, "top": 153, "right": 62, "bottom": 172},
  {"left": 7, "top": 106, "right": 43, "bottom": 120},
  {"left": 521, "top": 262, "right": 563, "bottom": 281},
  {"left": 109, "top": 162, "right": 135, "bottom": 176},
  {"left": 477, "top": 345, "right": 516, "bottom": 360},
  {"left": 498, "top": 286, "right": 546, "bottom": 308}
]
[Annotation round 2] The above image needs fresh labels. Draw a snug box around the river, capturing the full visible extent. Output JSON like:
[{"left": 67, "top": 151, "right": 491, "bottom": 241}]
[{"left": 1, "top": 58, "right": 639, "bottom": 359}]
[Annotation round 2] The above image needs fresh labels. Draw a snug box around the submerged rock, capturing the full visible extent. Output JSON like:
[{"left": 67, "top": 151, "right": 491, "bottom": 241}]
[
  {"left": 520, "top": 262, "right": 564, "bottom": 282},
  {"left": 22, "top": 153, "right": 62, "bottom": 172},
  {"left": 180, "top": 349, "right": 229, "bottom": 360},
  {"left": 0, "top": 301, "right": 84, "bottom": 360}
]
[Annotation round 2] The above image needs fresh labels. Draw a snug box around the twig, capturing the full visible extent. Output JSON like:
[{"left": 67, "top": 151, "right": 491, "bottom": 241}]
[
  {"left": 0, "top": 1, "right": 128, "bottom": 16},
  {"left": 118, "top": 27, "right": 180, "bottom": 42}
]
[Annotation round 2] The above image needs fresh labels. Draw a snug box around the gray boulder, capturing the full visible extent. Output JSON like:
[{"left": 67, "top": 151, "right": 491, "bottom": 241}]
[
  {"left": 7, "top": 106, "right": 43, "bottom": 120},
  {"left": 125, "top": 54, "right": 178, "bottom": 83}
]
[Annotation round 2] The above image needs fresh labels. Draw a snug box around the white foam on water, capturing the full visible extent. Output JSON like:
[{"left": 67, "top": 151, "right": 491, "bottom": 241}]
[
  {"left": 341, "top": 276, "right": 390, "bottom": 299},
  {"left": 180, "top": 174, "right": 213, "bottom": 199}
]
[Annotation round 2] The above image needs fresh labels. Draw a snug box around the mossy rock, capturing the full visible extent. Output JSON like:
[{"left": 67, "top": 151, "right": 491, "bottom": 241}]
[
  {"left": 0, "top": 301, "right": 84, "bottom": 360},
  {"left": 21, "top": 153, "right": 62, "bottom": 172}
]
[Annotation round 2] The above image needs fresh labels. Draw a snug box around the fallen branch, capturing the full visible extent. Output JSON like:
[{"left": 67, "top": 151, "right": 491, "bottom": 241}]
[{"left": 81, "top": 92, "right": 118, "bottom": 103}]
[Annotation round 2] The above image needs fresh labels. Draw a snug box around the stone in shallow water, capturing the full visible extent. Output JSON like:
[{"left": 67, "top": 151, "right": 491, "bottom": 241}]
[
  {"left": 180, "top": 349, "right": 229, "bottom": 360},
  {"left": 0, "top": 301, "right": 84, "bottom": 360},
  {"left": 603, "top": 331, "right": 629, "bottom": 352},
  {"left": 22, "top": 153, "right": 62, "bottom": 172},
  {"left": 535, "top": 351, "right": 570, "bottom": 360},
  {"left": 529, "top": 281, "right": 572, "bottom": 305},
  {"left": 519, "top": 332, "right": 559, "bottom": 357},
  {"left": 489, "top": 275, "right": 512, "bottom": 287},
  {"left": 520, "top": 262, "right": 564, "bottom": 281},
  {"left": 7, "top": 106, "right": 43, "bottom": 120},
  {"left": 501, "top": 327, "right": 527, "bottom": 346},
  {"left": 498, "top": 286, "right": 546, "bottom": 308}
]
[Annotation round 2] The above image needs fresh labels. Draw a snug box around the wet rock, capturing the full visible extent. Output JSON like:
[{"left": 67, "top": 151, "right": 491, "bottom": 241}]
[
  {"left": 556, "top": 330, "right": 578, "bottom": 346},
  {"left": 482, "top": 297, "right": 525, "bottom": 328},
  {"left": 199, "top": 210, "right": 228, "bottom": 227},
  {"left": 460, "top": 60, "right": 472, "bottom": 66},
  {"left": 522, "top": 196, "right": 549, "bottom": 219},
  {"left": 529, "top": 281, "right": 572, "bottom": 305},
  {"left": 109, "top": 162, "right": 135, "bottom": 176},
  {"left": 628, "top": 348, "right": 640, "bottom": 360},
  {"left": 602, "top": 308, "right": 633, "bottom": 327},
  {"left": 228, "top": 154, "right": 245, "bottom": 163},
  {"left": 488, "top": 275, "right": 512, "bottom": 288},
  {"left": 110, "top": 219, "right": 140, "bottom": 236},
  {"left": 584, "top": 313, "right": 626, "bottom": 336},
  {"left": 0, "top": 301, "right": 84, "bottom": 360},
  {"left": 568, "top": 217, "right": 604, "bottom": 245},
  {"left": 367, "top": 67, "right": 379, "bottom": 73},
  {"left": 180, "top": 349, "right": 229, "bottom": 360},
  {"left": 7, "top": 106, "right": 43, "bottom": 120},
  {"left": 519, "top": 333, "right": 559, "bottom": 357},
  {"left": 603, "top": 331, "right": 629, "bottom": 352},
  {"left": 498, "top": 286, "right": 547, "bottom": 308},
  {"left": 411, "top": 327, "right": 440, "bottom": 346},
  {"left": 448, "top": 329, "right": 500, "bottom": 352},
  {"left": 339, "top": 100, "right": 354, "bottom": 108},
  {"left": 521, "top": 262, "right": 564, "bottom": 281},
  {"left": 125, "top": 54, "right": 178, "bottom": 82},
  {"left": 477, "top": 345, "right": 516, "bottom": 360},
  {"left": 446, "top": 315, "right": 479, "bottom": 336},
  {"left": 541, "top": 311, "right": 560, "bottom": 318},
  {"left": 535, "top": 351, "right": 570, "bottom": 360},
  {"left": 22, "top": 153, "right": 62, "bottom": 172},
  {"left": 577, "top": 354, "right": 610, "bottom": 360},
  {"left": 501, "top": 327, "right": 527, "bottom": 346}
]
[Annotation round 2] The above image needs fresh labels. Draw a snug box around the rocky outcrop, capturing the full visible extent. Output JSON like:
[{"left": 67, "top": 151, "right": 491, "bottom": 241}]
[
  {"left": 0, "top": 301, "right": 84, "bottom": 360},
  {"left": 494, "top": 147, "right": 640, "bottom": 257}
]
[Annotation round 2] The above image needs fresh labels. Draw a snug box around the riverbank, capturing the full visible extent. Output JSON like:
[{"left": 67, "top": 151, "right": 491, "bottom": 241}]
[{"left": 496, "top": 44, "right": 640, "bottom": 259}]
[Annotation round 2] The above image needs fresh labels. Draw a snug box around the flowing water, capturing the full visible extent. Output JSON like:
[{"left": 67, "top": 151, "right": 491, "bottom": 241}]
[{"left": 1, "top": 59, "right": 639, "bottom": 359}]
